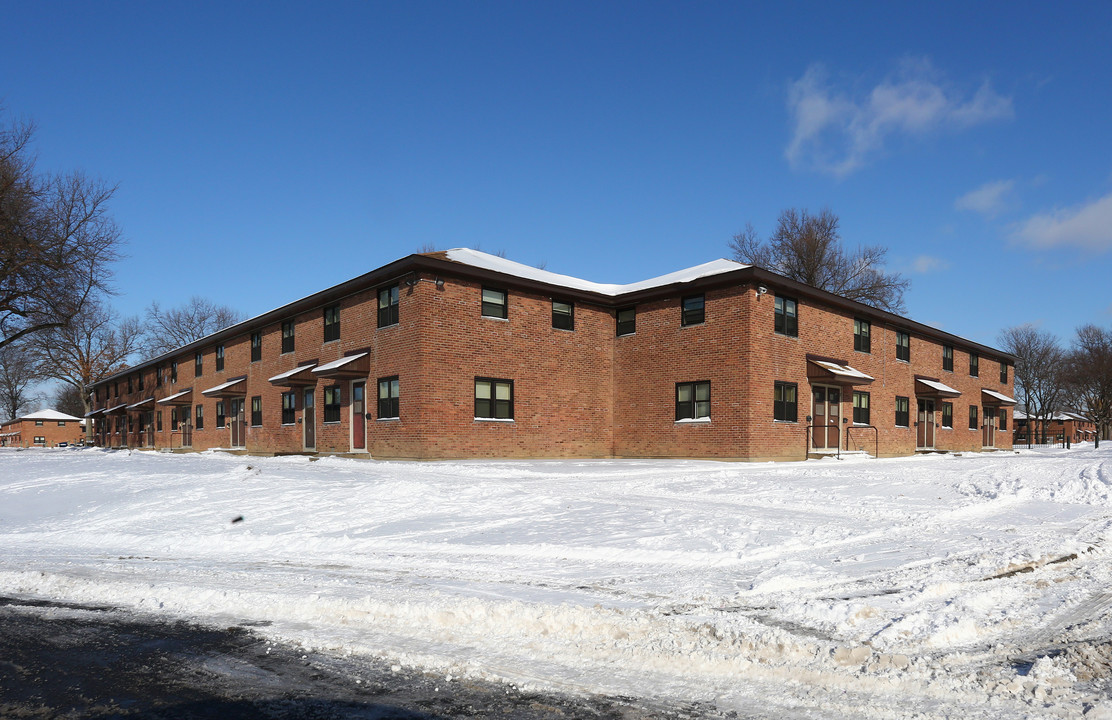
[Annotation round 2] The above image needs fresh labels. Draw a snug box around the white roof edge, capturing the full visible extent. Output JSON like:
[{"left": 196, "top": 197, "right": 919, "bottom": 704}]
[
  {"left": 18, "top": 409, "right": 85, "bottom": 422},
  {"left": 268, "top": 364, "right": 318, "bottom": 382},
  {"left": 313, "top": 353, "right": 369, "bottom": 373}
]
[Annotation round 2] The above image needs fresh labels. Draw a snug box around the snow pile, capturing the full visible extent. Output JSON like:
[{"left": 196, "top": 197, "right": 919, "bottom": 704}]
[{"left": 2, "top": 446, "right": 1111, "bottom": 717}]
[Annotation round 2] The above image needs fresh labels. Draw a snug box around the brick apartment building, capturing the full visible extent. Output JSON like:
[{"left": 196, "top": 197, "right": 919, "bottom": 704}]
[
  {"left": 0, "top": 409, "right": 86, "bottom": 448},
  {"left": 86, "top": 249, "right": 1016, "bottom": 460},
  {"left": 1013, "top": 410, "right": 1096, "bottom": 444}
]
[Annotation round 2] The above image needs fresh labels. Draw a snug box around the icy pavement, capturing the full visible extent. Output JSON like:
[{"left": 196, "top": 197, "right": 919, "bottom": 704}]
[{"left": 1, "top": 446, "right": 1111, "bottom": 718}]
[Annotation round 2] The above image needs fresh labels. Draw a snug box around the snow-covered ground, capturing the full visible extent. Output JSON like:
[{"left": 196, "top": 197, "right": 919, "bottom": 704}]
[{"left": 2, "top": 446, "right": 1111, "bottom": 718}]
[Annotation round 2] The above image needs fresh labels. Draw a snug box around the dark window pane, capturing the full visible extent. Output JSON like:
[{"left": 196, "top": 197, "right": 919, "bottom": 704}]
[
  {"left": 943, "top": 345, "right": 953, "bottom": 371},
  {"left": 475, "top": 378, "right": 513, "bottom": 419},
  {"left": 853, "top": 392, "right": 870, "bottom": 424},
  {"left": 324, "top": 387, "right": 341, "bottom": 423},
  {"left": 324, "top": 305, "right": 341, "bottom": 342},
  {"left": 481, "top": 288, "right": 507, "bottom": 319},
  {"left": 854, "top": 319, "right": 871, "bottom": 353},
  {"left": 251, "top": 332, "right": 262, "bottom": 362},
  {"left": 681, "top": 295, "right": 705, "bottom": 326},
  {"left": 378, "top": 376, "right": 400, "bottom": 419},
  {"left": 377, "top": 285, "right": 400, "bottom": 327},
  {"left": 896, "top": 331, "right": 910, "bottom": 362},
  {"left": 251, "top": 396, "right": 262, "bottom": 427},
  {"left": 775, "top": 296, "right": 798, "bottom": 337},
  {"left": 552, "top": 301, "right": 574, "bottom": 330},
  {"left": 616, "top": 307, "right": 635, "bottom": 336},
  {"left": 195, "top": 404, "right": 204, "bottom": 430},
  {"left": 282, "top": 321, "right": 295, "bottom": 354},
  {"left": 676, "top": 381, "right": 710, "bottom": 421}
]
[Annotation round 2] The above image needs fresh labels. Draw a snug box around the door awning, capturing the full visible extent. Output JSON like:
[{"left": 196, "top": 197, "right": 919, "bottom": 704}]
[
  {"left": 201, "top": 376, "right": 248, "bottom": 398},
  {"left": 84, "top": 408, "right": 106, "bottom": 418},
  {"left": 269, "top": 364, "right": 318, "bottom": 387},
  {"left": 915, "top": 376, "right": 962, "bottom": 398},
  {"left": 982, "top": 389, "right": 1017, "bottom": 406},
  {"left": 156, "top": 388, "right": 194, "bottom": 406},
  {"left": 104, "top": 403, "right": 129, "bottom": 415},
  {"left": 806, "top": 357, "right": 874, "bottom": 386},
  {"left": 127, "top": 397, "right": 155, "bottom": 409},
  {"left": 312, "top": 352, "right": 369, "bottom": 379}
]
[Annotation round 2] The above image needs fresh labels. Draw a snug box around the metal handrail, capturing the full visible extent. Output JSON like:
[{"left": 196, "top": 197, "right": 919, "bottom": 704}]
[
  {"left": 804, "top": 423, "right": 841, "bottom": 459},
  {"left": 845, "top": 425, "right": 878, "bottom": 458}
]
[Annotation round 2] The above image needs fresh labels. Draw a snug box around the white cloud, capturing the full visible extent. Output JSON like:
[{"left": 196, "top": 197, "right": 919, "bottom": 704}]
[
  {"left": 955, "top": 179, "right": 1016, "bottom": 218},
  {"left": 911, "top": 255, "right": 950, "bottom": 274},
  {"left": 785, "top": 59, "right": 1013, "bottom": 177},
  {"left": 1012, "top": 192, "right": 1112, "bottom": 252}
]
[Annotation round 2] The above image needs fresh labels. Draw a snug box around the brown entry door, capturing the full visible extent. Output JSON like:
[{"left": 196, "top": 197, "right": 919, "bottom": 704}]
[
  {"left": 983, "top": 408, "right": 996, "bottom": 447},
  {"left": 230, "top": 398, "right": 245, "bottom": 448},
  {"left": 812, "top": 386, "right": 841, "bottom": 450},
  {"left": 917, "top": 399, "right": 935, "bottom": 449},
  {"left": 303, "top": 389, "right": 315, "bottom": 450},
  {"left": 351, "top": 381, "right": 366, "bottom": 450}
]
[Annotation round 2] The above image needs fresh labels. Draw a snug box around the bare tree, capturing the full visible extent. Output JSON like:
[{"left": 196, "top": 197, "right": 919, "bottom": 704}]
[
  {"left": 1063, "top": 325, "right": 1112, "bottom": 449},
  {"left": 730, "top": 208, "right": 910, "bottom": 314},
  {"left": 998, "top": 324, "right": 1065, "bottom": 444},
  {"left": 140, "top": 297, "right": 244, "bottom": 360},
  {"left": 0, "top": 112, "right": 123, "bottom": 350},
  {"left": 0, "top": 342, "right": 40, "bottom": 420},
  {"left": 30, "top": 300, "right": 142, "bottom": 417},
  {"left": 52, "top": 383, "right": 85, "bottom": 418}
]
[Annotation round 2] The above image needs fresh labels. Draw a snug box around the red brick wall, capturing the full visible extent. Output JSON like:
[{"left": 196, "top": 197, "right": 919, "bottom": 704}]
[{"left": 1, "top": 418, "right": 85, "bottom": 447}]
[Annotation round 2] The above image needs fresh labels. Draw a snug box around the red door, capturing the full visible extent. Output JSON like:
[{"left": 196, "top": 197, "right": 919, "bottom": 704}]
[
  {"left": 917, "top": 399, "right": 935, "bottom": 449},
  {"left": 812, "top": 386, "right": 840, "bottom": 450},
  {"left": 352, "top": 381, "right": 366, "bottom": 451}
]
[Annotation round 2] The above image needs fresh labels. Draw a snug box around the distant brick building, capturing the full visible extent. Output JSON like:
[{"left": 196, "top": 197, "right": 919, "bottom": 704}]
[
  {"left": 1013, "top": 410, "right": 1096, "bottom": 444},
  {"left": 1, "top": 409, "right": 86, "bottom": 448},
  {"left": 87, "top": 249, "right": 1016, "bottom": 460}
]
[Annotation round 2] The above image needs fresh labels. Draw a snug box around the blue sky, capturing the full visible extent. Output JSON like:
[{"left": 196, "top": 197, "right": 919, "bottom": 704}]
[{"left": 4, "top": 1, "right": 1111, "bottom": 349}]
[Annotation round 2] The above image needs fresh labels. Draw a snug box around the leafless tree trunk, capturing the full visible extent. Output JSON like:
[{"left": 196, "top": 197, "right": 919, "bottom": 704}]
[
  {"left": 1, "top": 112, "right": 123, "bottom": 350},
  {"left": 30, "top": 301, "right": 142, "bottom": 418},
  {"left": 0, "top": 342, "right": 40, "bottom": 420},
  {"left": 140, "top": 297, "right": 244, "bottom": 360},
  {"left": 52, "top": 383, "right": 85, "bottom": 418},
  {"left": 1063, "top": 325, "right": 1112, "bottom": 450},
  {"left": 730, "top": 208, "right": 910, "bottom": 314},
  {"left": 998, "top": 324, "right": 1065, "bottom": 445}
]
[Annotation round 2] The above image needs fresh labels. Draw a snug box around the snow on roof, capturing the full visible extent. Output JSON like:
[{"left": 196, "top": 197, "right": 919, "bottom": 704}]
[
  {"left": 126, "top": 398, "right": 155, "bottom": 409},
  {"left": 156, "top": 389, "right": 192, "bottom": 404},
  {"left": 201, "top": 378, "right": 247, "bottom": 396},
  {"left": 811, "top": 360, "right": 874, "bottom": 381},
  {"left": 19, "top": 409, "right": 84, "bottom": 422},
  {"left": 441, "top": 248, "right": 748, "bottom": 296},
  {"left": 269, "top": 364, "right": 317, "bottom": 382},
  {"left": 916, "top": 378, "right": 961, "bottom": 395},
  {"left": 104, "top": 404, "right": 128, "bottom": 414},
  {"left": 313, "top": 353, "right": 368, "bottom": 374},
  {"left": 982, "top": 389, "right": 1017, "bottom": 404}
]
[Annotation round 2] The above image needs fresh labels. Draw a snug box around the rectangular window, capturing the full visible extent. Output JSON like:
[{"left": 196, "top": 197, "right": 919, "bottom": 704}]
[
  {"left": 895, "top": 331, "right": 910, "bottom": 362},
  {"left": 138, "top": 373, "right": 144, "bottom": 391},
  {"left": 616, "top": 307, "right": 635, "bottom": 336},
  {"left": 324, "top": 386, "right": 341, "bottom": 423},
  {"left": 999, "top": 408, "right": 1008, "bottom": 431},
  {"left": 127, "top": 376, "right": 133, "bottom": 393},
  {"left": 215, "top": 345, "right": 225, "bottom": 372},
  {"left": 171, "top": 408, "right": 179, "bottom": 431},
  {"left": 323, "top": 304, "right": 341, "bottom": 342},
  {"left": 216, "top": 401, "right": 225, "bottom": 428},
  {"left": 378, "top": 376, "right": 400, "bottom": 419},
  {"left": 251, "top": 332, "right": 262, "bottom": 362},
  {"left": 34, "top": 420, "right": 43, "bottom": 426},
  {"left": 853, "top": 391, "right": 870, "bottom": 424},
  {"left": 114, "top": 381, "right": 119, "bottom": 397},
  {"left": 895, "top": 396, "right": 910, "bottom": 427},
  {"left": 943, "top": 345, "right": 954, "bottom": 371},
  {"left": 251, "top": 396, "right": 262, "bottom": 427},
  {"left": 195, "top": 404, "right": 204, "bottom": 431},
  {"left": 969, "top": 405, "right": 979, "bottom": 430},
  {"left": 675, "top": 381, "right": 711, "bottom": 421},
  {"left": 854, "top": 318, "right": 871, "bottom": 353},
  {"left": 475, "top": 377, "right": 514, "bottom": 419},
  {"left": 57, "top": 420, "right": 66, "bottom": 427},
  {"left": 774, "top": 295, "right": 798, "bottom": 337},
  {"left": 481, "top": 287, "right": 507, "bottom": 319},
  {"left": 970, "top": 353, "right": 979, "bottom": 377},
  {"left": 281, "top": 392, "right": 296, "bottom": 425},
  {"left": 155, "top": 366, "right": 162, "bottom": 387},
  {"left": 1000, "top": 362, "right": 1008, "bottom": 384},
  {"left": 377, "top": 285, "right": 399, "bottom": 327},
  {"left": 281, "top": 321, "right": 295, "bottom": 354},
  {"left": 942, "top": 402, "right": 953, "bottom": 428},
  {"left": 552, "top": 300, "right": 574, "bottom": 330},
  {"left": 773, "top": 382, "right": 798, "bottom": 422},
  {"left": 194, "top": 352, "right": 203, "bottom": 377},
  {"left": 34, "top": 436, "right": 45, "bottom": 445},
  {"left": 681, "top": 295, "right": 705, "bottom": 326},
  {"left": 156, "top": 411, "right": 162, "bottom": 432},
  {"left": 170, "top": 362, "right": 177, "bottom": 384}
]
